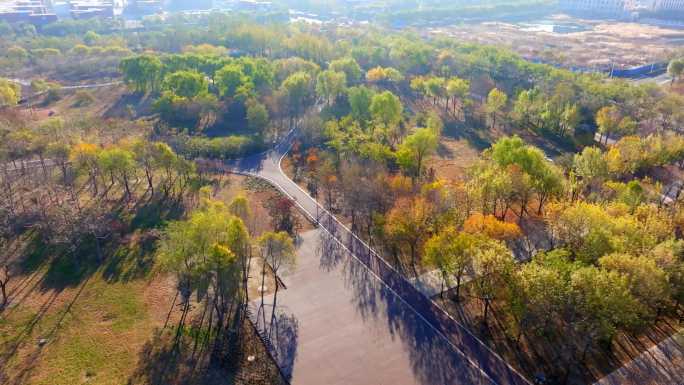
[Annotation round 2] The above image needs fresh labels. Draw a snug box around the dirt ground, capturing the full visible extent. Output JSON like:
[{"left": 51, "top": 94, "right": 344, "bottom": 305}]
[{"left": 428, "top": 14, "right": 684, "bottom": 69}]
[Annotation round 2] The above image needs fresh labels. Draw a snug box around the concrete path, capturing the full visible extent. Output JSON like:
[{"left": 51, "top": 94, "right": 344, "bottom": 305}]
[
  {"left": 250, "top": 229, "right": 494, "bottom": 385},
  {"left": 594, "top": 331, "right": 684, "bottom": 385},
  {"left": 211, "top": 130, "right": 530, "bottom": 385}
]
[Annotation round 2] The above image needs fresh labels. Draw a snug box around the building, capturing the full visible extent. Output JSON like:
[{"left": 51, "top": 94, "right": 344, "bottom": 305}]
[
  {"left": 560, "top": 0, "right": 627, "bottom": 15},
  {"left": 69, "top": 1, "right": 125, "bottom": 19},
  {"left": 652, "top": 0, "right": 684, "bottom": 11},
  {"left": 0, "top": 1, "right": 57, "bottom": 25}
]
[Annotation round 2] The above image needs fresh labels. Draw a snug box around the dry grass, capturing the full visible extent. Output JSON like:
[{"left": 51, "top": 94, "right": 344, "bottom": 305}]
[
  {"left": 429, "top": 16, "right": 684, "bottom": 69},
  {"left": 0, "top": 174, "right": 293, "bottom": 385}
]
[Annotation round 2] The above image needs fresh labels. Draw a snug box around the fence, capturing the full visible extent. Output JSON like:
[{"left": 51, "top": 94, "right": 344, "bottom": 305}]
[{"left": 315, "top": 208, "right": 531, "bottom": 385}]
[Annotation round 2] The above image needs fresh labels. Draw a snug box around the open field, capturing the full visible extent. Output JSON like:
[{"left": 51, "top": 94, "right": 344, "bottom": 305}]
[{"left": 427, "top": 14, "right": 684, "bottom": 70}]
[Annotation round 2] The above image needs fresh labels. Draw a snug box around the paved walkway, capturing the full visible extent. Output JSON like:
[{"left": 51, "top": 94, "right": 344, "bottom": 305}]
[
  {"left": 250, "top": 229, "right": 494, "bottom": 385},
  {"left": 212, "top": 131, "right": 530, "bottom": 385},
  {"left": 594, "top": 331, "right": 684, "bottom": 385}
]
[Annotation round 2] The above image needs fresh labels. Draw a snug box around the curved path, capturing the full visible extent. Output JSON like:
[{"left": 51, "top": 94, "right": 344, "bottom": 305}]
[{"left": 215, "top": 132, "right": 530, "bottom": 385}]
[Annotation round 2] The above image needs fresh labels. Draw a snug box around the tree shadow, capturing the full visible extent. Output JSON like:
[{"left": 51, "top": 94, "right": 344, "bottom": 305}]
[
  {"left": 317, "top": 228, "right": 527, "bottom": 385},
  {"left": 102, "top": 230, "right": 159, "bottom": 283},
  {"left": 102, "top": 91, "right": 155, "bottom": 120},
  {"left": 443, "top": 120, "right": 492, "bottom": 151},
  {"left": 249, "top": 300, "right": 299, "bottom": 382},
  {"left": 129, "top": 196, "right": 185, "bottom": 232},
  {"left": 317, "top": 228, "right": 346, "bottom": 272}
]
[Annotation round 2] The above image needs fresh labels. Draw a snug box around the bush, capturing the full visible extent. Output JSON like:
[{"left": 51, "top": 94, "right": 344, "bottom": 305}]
[
  {"left": 44, "top": 88, "right": 61, "bottom": 105},
  {"left": 73, "top": 90, "right": 95, "bottom": 107},
  {"left": 176, "top": 135, "right": 264, "bottom": 159}
]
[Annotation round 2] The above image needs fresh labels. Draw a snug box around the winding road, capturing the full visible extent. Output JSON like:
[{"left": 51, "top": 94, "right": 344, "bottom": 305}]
[{"left": 213, "top": 131, "right": 531, "bottom": 385}]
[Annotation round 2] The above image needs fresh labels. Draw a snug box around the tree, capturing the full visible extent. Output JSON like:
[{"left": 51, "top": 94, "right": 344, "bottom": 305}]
[
  {"left": 424, "top": 228, "right": 476, "bottom": 300},
  {"left": 370, "top": 91, "right": 403, "bottom": 133},
  {"left": 572, "top": 147, "right": 608, "bottom": 194},
  {"left": 385, "top": 197, "right": 433, "bottom": 274},
  {"left": 157, "top": 200, "right": 249, "bottom": 347},
  {"left": 280, "top": 71, "right": 313, "bottom": 127},
  {"left": 246, "top": 99, "right": 269, "bottom": 134},
  {"left": 599, "top": 253, "right": 670, "bottom": 316},
  {"left": 5, "top": 46, "right": 28, "bottom": 68},
  {"left": 485, "top": 88, "right": 508, "bottom": 128},
  {"left": 446, "top": 77, "right": 470, "bottom": 118},
  {"left": 265, "top": 196, "right": 300, "bottom": 236},
  {"left": 162, "top": 70, "right": 208, "bottom": 99},
  {"left": 83, "top": 30, "right": 100, "bottom": 46},
  {"left": 0, "top": 78, "right": 21, "bottom": 107},
  {"left": 347, "top": 86, "right": 375, "bottom": 123},
  {"left": 366, "top": 66, "right": 404, "bottom": 85},
  {"left": 329, "top": 57, "right": 362, "bottom": 84},
  {"left": 667, "top": 58, "right": 684, "bottom": 86},
  {"left": 258, "top": 231, "right": 295, "bottom": 298},
  {"left": 423, "top": 76, "right": 445, "bottom": 106},
  {"left": 315, "top": 70, "right": 346, "bottom": 106},
  {"left": 569, "top": 267, "right": 638, "bottom": 361},
  {"left": 559, "top": 103, "right": 581, "bottom": 137},
  {"left": 490, "top": 136, "right": 562, "bottom": 214},
  {"left": 215, "top": 64, "right": 252, "bottom": 98},
  {"left": 395, "top": 127, "right": 438, "bottom": 179},
  {"left": 463, "top": 213, "right": 522, "bottom": 241},
  {"left": 515, "top": 259, "right": 570, "bottom": 338},
  {"left": 595, "top": 105, "right": 621, "bottom": 145},
  {"left": 546, "top": 202, "right": 614, "bottom": 264},
  {"left": 471, "top": 238, "right": 515, "bottom": 325},
  {"left": 0, "top": 266, "right": 10, "bottom": 309},
  {"left": 228, "top": 194, "right": 251, "bottom": 223},
  {"left": 97, "top": 146, "right": 136, "bottom": 200},
  {"left": 119, "top": 55, "right": 162, "bottom": 93}
]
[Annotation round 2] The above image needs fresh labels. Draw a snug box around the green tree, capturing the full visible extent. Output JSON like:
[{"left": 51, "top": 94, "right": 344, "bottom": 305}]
[
  {"left": 485, "top": 88, "right": 508, "bottom": 128},
  {"left": 162, "top": 70, "right": 208, "bottom": 99},
  {"left": 83, "top": 30, "right": 100, "bottom": 46},
  {"left": 316, "top": 70, "right": 346, "bottom": 106},
  {"left": 97, "top": 146, "right": 136, "bottom": 199},
  {"left": 5, "top": 46, "right": 28, "bottom": 68},
  {"left": 471, "top": 238, "right": 515, "bottom": 325},
  {"left": 395, "top": 127, "right": 438, "bottom": 179},
  {"left": 157, "top": 201, "right": 249, "bottom": 345},
  {"left": 572, "top": 146, "right": 608, "bottom": 194},
  {"left": 246, "top": 99, "right": 269, "bottom": 134},
  {"left": 595, "top": 105, "right": 621, "bottom": 145},
  {"left": 329, "top": 57, "right": 362, "bottom": 84},
  {"left": 370, "top": 91, "right": 403, "bottom": 132},
  {"left": 424, "top": 228, "right": 476, "bottom": 300},
  {"left": 446, "top": 77, "right": 470, "bottom": 117},
  {"left": 599, "top": 253, "right": 670, "bottom": 316},
  {"left": 347, "top": 86, "right": 375, "bottom": 123},
  {"left": 667, "top": 58, "right": 684, "bottom": 86},
  {"left": 569, "top": 267, "right": 638, "bottom": 361},
  {"left": 215, "top": 64, "right": 252, "bottom": 98},
  {"left": 119, "top": 55, "right": 162, "bottom": 93},
  {"left": 279, "top": 71, "right": 313, "bottom": 127}
]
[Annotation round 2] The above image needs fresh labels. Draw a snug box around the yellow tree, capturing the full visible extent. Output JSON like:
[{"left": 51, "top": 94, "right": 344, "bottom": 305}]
[{"left": 385, "top": 197, "right": 434, "bottom": 274}]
